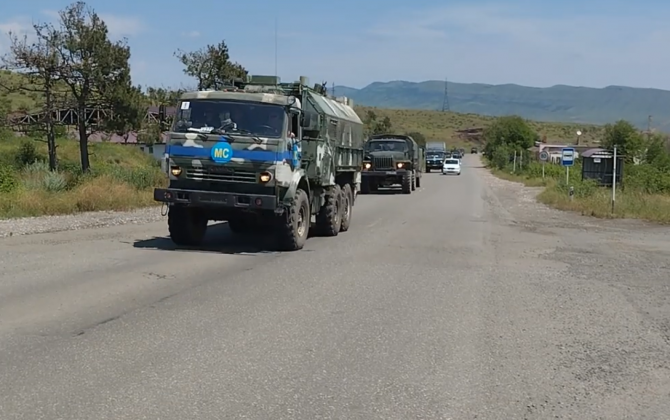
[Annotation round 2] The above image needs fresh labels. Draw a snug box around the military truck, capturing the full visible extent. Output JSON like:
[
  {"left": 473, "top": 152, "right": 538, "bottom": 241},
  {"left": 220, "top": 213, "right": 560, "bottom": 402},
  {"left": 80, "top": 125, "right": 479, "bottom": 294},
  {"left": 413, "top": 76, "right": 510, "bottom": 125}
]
[
  {"left": 153, "top": 75, "right": 365, "bottom": 251},
  {"left": 425, "top": 141, "right": 447, "bottom": 172},
  {"left": 360, "top": 134, "right": 424, "bottom": 194}
]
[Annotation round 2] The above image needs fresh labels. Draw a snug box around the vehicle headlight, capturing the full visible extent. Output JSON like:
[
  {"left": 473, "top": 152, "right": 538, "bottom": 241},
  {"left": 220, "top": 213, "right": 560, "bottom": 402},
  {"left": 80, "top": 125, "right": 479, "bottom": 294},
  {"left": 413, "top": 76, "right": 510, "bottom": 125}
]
[
  {"left": 397, "top": 162, "right": 404, "bottom": 168},
  {"left": 259, "top": 172, "right": 272, "bottom": 182},
  {"left": 170, "top": 166, "right": 182, "bottom": 176},
  {"left": 364, "top": 162, "right": 371, "bottom": 169}
]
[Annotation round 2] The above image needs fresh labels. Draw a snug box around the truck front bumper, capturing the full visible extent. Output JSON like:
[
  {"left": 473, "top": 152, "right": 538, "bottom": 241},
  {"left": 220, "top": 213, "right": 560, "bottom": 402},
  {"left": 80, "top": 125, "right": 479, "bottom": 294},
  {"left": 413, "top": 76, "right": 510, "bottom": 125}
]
[
  {"left": 362, "top": 169, "right": 408, "bottom": 177},
  {"left": 154, "top": 188, "right": 277, "bottom": 210}
]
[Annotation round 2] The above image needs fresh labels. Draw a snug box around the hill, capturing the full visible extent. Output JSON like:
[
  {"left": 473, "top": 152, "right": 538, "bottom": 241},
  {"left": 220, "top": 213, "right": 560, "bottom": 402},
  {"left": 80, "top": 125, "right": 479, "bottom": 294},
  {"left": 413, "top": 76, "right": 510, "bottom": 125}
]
[
  {"left": 336, "top": 81, "right": 670, "bottom": 132},
  {"left": 354, "top": 106, "right": 604, "bottom": 146}
]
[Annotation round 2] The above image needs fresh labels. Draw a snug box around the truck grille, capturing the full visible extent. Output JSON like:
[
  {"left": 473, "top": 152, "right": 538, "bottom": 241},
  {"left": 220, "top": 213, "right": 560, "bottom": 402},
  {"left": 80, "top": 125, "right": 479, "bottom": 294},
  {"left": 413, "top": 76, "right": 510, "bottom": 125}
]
[
  {"left": 373, "top": 156, "right": 394, "bottom": 170},
  {"left": 186, "top": 167, "right": 257, "bottom": 183}
]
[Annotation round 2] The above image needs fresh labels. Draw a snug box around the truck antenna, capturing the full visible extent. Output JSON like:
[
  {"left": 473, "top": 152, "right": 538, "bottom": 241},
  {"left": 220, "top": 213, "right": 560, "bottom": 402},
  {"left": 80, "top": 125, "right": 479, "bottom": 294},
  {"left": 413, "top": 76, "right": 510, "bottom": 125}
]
[{"left": 274, "top": 16, "right": 278, "bottom": 85}]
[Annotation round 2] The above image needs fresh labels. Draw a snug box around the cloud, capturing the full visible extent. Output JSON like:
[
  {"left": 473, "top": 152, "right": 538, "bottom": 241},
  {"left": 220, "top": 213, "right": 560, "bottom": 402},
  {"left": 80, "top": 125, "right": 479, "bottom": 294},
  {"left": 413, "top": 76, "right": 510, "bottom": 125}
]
[
  {"left": 181, "top": 30, "right": 200, "bottom": 38},
  {"left": 96, "top": 13, "right": 144, "bottom": 38},
  {"left": 0, "top": 17, "right": 35, "bottom": 54},
  {"left": 327, "top": 3, "right": 670, "bottom": 89},
  {"left": 39, "top": 9, "right": 144, "bottom": 39}
]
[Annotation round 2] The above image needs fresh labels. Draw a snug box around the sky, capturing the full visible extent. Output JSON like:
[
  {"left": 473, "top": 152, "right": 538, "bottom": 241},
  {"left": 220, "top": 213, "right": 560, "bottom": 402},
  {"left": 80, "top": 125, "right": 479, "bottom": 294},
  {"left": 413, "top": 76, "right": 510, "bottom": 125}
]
[{"left": 2, "top": 0, "right": 670, "bottom": 91}]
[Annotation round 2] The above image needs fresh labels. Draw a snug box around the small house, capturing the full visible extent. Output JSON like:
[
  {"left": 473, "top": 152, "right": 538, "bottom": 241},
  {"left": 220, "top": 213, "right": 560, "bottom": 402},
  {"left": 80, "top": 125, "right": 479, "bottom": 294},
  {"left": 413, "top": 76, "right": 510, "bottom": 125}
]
[{"left": 581, "top": 148, "right": 624, "bottom": 186}]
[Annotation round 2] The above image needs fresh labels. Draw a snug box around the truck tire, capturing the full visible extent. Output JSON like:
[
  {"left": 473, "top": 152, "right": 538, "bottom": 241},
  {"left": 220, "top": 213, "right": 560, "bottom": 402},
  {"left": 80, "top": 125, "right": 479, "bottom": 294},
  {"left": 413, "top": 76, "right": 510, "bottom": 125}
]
[
  {"left": 411, "top": 170, "right": 416, "bottom": 191},
  {"left": 401, "top": 173, "right": 411, "bottom": 194},
  {"left": 416, "top": 173, "right": 421, "bottom": 188},
  {"left": 315, "top": 184, "right": 342, "bottom": 236},
  {"left": 168, "top": 206, "right": 208, "bottom": 246},
  {"left": 426, "top": 168, "right": 431, "bottom": 173},
  {"left": 340, "top": 184, "right": 353, "bottom": 232},
  {"left": 276, "top": 189, "right": 310, "bottom": 251}
]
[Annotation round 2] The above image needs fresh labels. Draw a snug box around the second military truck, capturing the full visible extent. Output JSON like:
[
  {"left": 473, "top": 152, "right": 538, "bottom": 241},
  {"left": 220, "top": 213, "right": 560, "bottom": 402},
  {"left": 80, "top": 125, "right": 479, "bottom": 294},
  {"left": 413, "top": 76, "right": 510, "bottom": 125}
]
[
  {"left": 153, "top": 75, "right": 365, "bottom": 251},
  {"left": 360, "top": 134, "right": 424, "bottom": 194}
]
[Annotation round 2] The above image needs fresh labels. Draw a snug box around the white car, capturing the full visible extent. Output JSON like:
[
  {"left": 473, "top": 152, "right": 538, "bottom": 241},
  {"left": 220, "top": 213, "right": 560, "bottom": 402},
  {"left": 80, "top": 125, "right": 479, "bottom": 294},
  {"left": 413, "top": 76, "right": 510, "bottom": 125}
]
[{"left": 442, "top": 158, "right": 461, "bottom": 175}]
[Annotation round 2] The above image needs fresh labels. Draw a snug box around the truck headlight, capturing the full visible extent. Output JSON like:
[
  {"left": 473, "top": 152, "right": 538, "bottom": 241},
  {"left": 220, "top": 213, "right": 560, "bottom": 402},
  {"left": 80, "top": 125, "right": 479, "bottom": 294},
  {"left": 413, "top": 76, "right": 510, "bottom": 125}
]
[
  {"left": 397, "top": 162, "right": 404, "bottom": 168},
  {"left": 170, "top": 166, "right": 182, "bottom": 176},
  {"left": 364, "top": 162, "right": 371, "bottom": 169},
  {"left": 259, "top": 172, "right": 272, "bottom": 182}
]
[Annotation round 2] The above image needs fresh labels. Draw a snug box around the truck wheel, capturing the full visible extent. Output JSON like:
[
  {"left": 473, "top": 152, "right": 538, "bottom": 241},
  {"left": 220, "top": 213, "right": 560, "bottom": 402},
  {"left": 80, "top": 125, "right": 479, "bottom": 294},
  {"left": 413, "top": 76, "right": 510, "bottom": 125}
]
[
  {"left": 168, "top": 206, "right": 208, "bottom": 246},
  {"left": 426, "top": 168, "right": 431, "bottom": 173},
  {"left": 315, "top": 184, "right": 342, "bottom": 236},
  {"left": 416, "top": 174, "right": 421, "bottom": 188},
  {"left": 340, "top": 184, "right": 353, "bottom": 232},
  {"left": 411, "top": 171, "right": 417, "bottom": 191},
  {"left": 276, "top": 189, "right": 310, "bottom": 251},
  {"left": 401, "top": 173, "right": 411, "bottom": 194}
]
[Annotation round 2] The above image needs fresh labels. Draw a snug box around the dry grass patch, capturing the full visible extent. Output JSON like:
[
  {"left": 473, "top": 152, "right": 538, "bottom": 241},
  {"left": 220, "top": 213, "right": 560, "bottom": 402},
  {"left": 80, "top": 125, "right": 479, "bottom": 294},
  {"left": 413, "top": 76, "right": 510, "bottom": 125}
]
[{"left": 0, "top": 136, "right": 165, "bottom": 219}]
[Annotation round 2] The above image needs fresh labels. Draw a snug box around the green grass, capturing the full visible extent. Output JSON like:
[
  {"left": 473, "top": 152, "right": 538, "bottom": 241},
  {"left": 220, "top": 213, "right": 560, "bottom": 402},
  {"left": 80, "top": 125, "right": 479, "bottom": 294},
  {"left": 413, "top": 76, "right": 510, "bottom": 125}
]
[
  {"left": 489, "top": 159, "right": 670, "bottom": 224},
  {"left": 0, "top": 135, "right": 165, "bottom": 219}
]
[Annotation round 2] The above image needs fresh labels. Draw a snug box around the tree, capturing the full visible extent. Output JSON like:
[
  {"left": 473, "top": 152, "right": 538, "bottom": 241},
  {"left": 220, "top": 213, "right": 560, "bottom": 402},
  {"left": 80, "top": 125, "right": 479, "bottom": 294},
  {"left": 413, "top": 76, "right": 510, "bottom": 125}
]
[
  {"left": 46, "top": 1, "right": 136, "bottom": 172},
  {"left": 643, "top": 133, "right": 670, "bottom": 169},
  {"left": 1, "top": 28, "right": 69, "bottom": 171},
  {"left": 364, "top": 110, "right": 392, "bottom": 136},
  {"left": 175, "top": 41, "right": 247, "bottom": 90},
  {"left": 482, "top": 115, "right": 536, "bottom": 157},
  {"left": 406, "top": 131, "right": 426, "bottom": 145},
  {"left": 146, "top": 86, "right": 183, "bottom": 106},
  {"left": 602, "top": 120, "right": 644, "bottom": 163}
]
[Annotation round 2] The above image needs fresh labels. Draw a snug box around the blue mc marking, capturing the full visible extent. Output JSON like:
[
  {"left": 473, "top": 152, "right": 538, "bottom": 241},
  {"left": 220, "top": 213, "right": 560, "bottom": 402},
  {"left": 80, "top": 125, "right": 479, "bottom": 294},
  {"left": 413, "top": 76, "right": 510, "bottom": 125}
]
[
  {"left": 167, "top": 138, "right": 293, "bottom": 163},
  {"left": 210, "top": 142, "right": 233, "bottom": 163}
]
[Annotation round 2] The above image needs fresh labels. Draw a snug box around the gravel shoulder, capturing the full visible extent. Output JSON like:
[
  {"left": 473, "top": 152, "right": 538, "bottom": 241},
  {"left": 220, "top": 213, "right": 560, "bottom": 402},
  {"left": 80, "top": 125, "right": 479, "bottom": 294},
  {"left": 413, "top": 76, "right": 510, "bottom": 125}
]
[
  {"left": 478, "top": 162, "right": 670, "bottom": 418},
  {"left": 0, "top": 205, "right": 165, "bottom": 238}
]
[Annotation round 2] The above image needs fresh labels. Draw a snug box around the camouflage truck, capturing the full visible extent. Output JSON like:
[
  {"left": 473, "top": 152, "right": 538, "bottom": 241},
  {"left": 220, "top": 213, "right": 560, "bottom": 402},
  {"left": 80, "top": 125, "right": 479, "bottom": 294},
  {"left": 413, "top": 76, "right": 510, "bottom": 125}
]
[
  {"left": 360, "top": 134, "right": 424, "bottom": 194},
  {"left": 153, "top": 75, "right": 365, "bottom": 251}
]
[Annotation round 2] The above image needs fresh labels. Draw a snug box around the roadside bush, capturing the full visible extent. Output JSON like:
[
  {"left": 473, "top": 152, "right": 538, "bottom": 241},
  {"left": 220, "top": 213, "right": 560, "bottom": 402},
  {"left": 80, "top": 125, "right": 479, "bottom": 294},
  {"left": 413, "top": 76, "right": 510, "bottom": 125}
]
[
  {"left": 0, "top": 166, "right": 19, "bottom": 193},
  {"left": 0, "top": 137, "right": 165, "bottom": 218}
]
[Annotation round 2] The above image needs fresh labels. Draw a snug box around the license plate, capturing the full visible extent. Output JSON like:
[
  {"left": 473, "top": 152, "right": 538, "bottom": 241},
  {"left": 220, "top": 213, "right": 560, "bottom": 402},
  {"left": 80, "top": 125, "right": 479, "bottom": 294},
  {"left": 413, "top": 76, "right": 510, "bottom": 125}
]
[{"left": 386, "top": 171, "right": 396, "bottom": 174}]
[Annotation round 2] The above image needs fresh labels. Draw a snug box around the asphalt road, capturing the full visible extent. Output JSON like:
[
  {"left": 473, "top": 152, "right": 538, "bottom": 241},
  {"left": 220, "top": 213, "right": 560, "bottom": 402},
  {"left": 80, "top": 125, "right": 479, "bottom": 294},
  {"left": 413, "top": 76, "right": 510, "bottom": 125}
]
[{"left": 1, "top": 155, "right": 669, "bottom": 419}]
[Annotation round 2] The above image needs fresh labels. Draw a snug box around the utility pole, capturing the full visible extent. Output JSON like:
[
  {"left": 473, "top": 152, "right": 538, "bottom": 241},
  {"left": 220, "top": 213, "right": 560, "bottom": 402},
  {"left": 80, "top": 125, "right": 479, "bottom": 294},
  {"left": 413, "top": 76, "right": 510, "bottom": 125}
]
[{"left": 441, "top": 77, "right": 450, "bottom": 112}]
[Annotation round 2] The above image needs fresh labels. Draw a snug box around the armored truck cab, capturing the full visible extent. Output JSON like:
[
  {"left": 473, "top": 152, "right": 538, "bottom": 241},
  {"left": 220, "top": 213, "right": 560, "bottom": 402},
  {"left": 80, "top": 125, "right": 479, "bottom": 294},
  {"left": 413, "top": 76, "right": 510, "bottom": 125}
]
[
  {"left": 360, "top": 134, "right": 424, "bottom": 194},
  {"left": 425, "top": 141, "right": 447, "bottom": 172},
  {"left": 154, "top": 75, "right": 365, "bottom": 251}
]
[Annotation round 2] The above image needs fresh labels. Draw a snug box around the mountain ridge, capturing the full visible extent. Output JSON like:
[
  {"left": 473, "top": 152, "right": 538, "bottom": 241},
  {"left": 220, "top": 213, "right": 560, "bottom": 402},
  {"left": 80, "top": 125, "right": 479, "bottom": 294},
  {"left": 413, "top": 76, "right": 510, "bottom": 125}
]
[{"left": 333, "top": 80, "right": 670, "bottom": 131}]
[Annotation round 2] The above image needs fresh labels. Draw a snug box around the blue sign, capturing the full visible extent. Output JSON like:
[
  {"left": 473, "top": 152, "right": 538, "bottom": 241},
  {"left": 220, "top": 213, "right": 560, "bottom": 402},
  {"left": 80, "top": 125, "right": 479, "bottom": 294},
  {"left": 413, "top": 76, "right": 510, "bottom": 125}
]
[
  {"left": 561, "top": 147, "right": 575, "bottom": 166},
  {"left": 210, "top": 141, "right": 233, "bottom": 163}
]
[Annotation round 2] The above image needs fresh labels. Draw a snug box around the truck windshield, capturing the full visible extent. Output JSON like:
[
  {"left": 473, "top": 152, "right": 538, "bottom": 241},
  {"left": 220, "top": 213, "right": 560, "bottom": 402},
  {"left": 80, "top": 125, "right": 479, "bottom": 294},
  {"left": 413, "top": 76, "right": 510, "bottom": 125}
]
[
  {"left": 172, "top": 99, "right": 285, "bottom": 138},
  {"left": 365, "top": 140, "right": 408, "bottom": 152}
]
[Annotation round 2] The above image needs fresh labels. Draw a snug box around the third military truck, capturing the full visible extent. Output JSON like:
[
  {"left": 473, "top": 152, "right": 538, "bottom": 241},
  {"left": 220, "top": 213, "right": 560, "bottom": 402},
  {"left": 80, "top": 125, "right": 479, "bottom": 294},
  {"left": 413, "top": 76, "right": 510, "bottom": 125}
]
[
  {"left": 360, "top": 134, "right": 424, "bottom": 194},
  {"left": 153, "top": 75, "right": 364, "bottom": 251},
  {"left": 425, "top": 141, "right": 448, "bottom": 172}
]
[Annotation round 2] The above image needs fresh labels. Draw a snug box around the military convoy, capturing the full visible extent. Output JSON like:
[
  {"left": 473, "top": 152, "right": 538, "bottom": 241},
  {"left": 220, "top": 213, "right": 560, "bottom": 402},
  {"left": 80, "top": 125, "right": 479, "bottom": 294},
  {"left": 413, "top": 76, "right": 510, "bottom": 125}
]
[
  {"left": 360, "top": 134, "right": 425, "bottom": 194},
  {"left": 154, "top": 76, "right": 471, "bottom": 251},
  {"left": 154, "top": 75, "right": 364, "bottom": 251}
]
